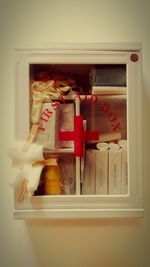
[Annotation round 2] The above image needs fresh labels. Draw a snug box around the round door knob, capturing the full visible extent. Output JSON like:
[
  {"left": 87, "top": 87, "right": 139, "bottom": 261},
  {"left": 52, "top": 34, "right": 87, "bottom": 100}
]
[{"left": 130, "top": 53, "right": 139, "bottom": 62}]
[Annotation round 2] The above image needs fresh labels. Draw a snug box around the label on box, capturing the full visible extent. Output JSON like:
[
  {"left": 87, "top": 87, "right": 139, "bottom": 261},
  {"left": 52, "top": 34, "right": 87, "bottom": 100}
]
[{"left": 35, "top": 102, "right": 60, "bottom": 149}]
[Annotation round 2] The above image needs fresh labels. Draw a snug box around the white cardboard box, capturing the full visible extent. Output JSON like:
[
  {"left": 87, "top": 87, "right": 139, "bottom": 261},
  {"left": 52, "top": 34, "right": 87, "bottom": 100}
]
[
  {"left": 60, "top": 103, "right": 74, "bottom": 148},
  {"left": 109, "top": 150, "right": 122, "bottom": 194},
  {"left": 35, "top": 102, "right": 60, "bottom": 149},
  {"left": 96, "top": 150, "right": 108, "bottom": 194},
  {"left": 82, "top": 150, "right": 96, "bottom": 195},
  {"left": 121, "top": 149, "right": 128, "bottom": 194}
]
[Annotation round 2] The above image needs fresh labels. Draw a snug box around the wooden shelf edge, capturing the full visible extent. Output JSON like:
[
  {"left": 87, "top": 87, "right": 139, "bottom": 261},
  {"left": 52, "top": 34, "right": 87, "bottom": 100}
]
[{"left": 13, "top": 208, "right": 144, "bottom": 220}]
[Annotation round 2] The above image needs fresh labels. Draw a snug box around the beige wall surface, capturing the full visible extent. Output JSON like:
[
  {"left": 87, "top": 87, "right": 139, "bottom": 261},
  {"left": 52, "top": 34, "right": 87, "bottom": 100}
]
[{"left": 0, "top": 0, "right": 150, "bottom": 267}]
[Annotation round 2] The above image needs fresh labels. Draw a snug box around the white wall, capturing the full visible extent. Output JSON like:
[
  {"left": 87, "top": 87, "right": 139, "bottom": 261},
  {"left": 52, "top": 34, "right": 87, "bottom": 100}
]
[{"left": 0, "top": 0, "right": 150, "bottom": 266}]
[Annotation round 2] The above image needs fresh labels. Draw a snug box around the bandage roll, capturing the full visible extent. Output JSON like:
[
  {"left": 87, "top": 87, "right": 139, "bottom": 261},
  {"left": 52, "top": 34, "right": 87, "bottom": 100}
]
[
  {"left": 96, "top": 142, "right": 109, "bottom": 151},
  {"left": 100, "top": 132, "right": 121, "bottom": 142},
  {"left": 108, "top": 142, "right": 120, "bottom": 150},
  {"left": 117, "top": 139, "right": 127, "bottom": 148}
]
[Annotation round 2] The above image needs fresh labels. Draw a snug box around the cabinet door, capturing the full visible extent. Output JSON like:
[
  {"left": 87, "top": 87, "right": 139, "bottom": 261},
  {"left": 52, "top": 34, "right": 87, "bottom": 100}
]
[{"left": 14, "top": 46, "right": 143, "bottom": 219}]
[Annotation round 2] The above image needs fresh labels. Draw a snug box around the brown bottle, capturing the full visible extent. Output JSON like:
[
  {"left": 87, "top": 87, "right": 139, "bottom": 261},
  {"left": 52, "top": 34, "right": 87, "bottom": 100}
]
[{"left": 44, "top": 159, "right": 61, "bottom": 195}]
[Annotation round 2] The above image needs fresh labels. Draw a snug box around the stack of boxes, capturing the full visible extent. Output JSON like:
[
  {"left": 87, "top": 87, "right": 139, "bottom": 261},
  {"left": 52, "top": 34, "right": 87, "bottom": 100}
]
[{"left": 82, "top": 141, "right": 128, "bottom": 195}]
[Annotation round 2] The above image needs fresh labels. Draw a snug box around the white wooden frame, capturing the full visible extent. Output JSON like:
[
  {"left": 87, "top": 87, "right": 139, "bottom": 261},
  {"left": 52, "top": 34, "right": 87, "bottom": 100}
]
[{"left": 14, "top": 43, "right": 143, "bottom": 219}]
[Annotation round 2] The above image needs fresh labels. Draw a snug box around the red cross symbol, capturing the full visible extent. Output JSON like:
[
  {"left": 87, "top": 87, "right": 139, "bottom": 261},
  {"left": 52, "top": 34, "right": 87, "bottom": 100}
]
[{"left": 59, "top": 115, "right": 99, "bottom": 157}]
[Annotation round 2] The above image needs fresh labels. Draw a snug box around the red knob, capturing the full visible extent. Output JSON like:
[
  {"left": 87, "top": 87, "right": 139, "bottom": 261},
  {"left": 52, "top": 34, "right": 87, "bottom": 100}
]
[{"left": 130, "top": 53, "right": 139, "bottom": 62}]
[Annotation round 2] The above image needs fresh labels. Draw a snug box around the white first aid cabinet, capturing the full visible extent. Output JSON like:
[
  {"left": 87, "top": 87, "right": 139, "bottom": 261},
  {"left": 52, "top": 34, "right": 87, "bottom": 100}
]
[{"left": 14, "top": 43, "right": 143, "bottom": 219}]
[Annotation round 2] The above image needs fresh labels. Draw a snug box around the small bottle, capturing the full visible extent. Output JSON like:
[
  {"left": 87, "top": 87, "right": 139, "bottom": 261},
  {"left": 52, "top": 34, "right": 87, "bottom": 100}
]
[{"left": 44, "top": 159, "right": 61, "bottom": 195}]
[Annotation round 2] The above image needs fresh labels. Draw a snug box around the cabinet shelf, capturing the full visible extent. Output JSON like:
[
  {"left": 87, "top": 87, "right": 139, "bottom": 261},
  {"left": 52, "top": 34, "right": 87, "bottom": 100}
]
[
  {"left": 51, "top": 94, "right": 127, "bottom": 102},
  {"left": 43, "top": 148, "right": 74, "bottom": 154}
]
